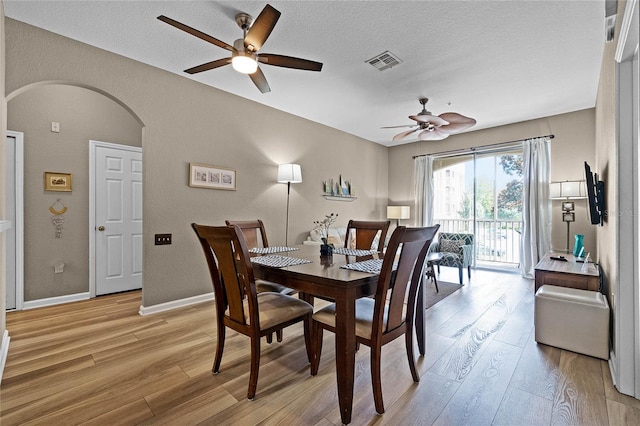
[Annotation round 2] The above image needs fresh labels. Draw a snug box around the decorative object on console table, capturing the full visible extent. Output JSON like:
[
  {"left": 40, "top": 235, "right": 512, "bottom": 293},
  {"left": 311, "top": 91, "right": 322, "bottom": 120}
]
[
  {"left": 549, "top": 180, "right": 587, "bottom": 252},
  {"left": 322, "top": 175, "right": 357, "bottom": 201},
  {"left": 277, "top": 163, "right": 303, "bottom": 247},
  {"left": 387, "top": 205, "right": 410, "bottom": 227},
  {"left": 573, "top": 234, "right": 584, "bottom": 257}
]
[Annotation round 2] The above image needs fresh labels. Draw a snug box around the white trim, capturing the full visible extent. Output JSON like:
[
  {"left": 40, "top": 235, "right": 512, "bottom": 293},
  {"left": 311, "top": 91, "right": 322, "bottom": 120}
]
[
  {"left": 613, "top": 0, "right": 640, "bottom": 398},
  {"left": 22, "top": 292, "right": 90, "bottom": 310},
  {"left": 615, "top": 0, "right": 638, "bottom": 63},
  {"left": 609, "top": 352, "right": 619, "bottom": 389},
  {"left": 89, "top": 140, "right": 143, "bottom": 298},
  {"left": 138, "top": 292, "right": 214, "bottom": 316},
  {"left": 0, "top": 330, "right": 10, "bottom": 383},
  {"left": 6, "top": 130, "right": 24, "bottom": 311}
]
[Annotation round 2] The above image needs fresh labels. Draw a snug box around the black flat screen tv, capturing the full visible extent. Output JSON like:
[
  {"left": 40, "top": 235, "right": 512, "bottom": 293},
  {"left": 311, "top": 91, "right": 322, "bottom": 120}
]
[{"left": 584, "top": 161, "right": 605, "bottom": 225}]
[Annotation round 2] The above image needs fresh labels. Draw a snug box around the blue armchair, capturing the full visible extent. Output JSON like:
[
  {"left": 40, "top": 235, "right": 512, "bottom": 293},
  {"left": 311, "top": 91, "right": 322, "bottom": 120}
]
[{"left": 431, "top": 232, "right": 473, "bottom": 284}]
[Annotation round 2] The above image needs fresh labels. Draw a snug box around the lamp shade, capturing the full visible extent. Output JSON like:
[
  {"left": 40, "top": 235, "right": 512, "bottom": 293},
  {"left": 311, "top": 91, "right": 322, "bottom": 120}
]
[
  {"left": 387, "top": 205, "right": 410, "bottom": 220},
  {"left": 550, "top": 181, "right": 587, "bottom": 199},
  {"left": 277, "top": 164, "right": 302, "bottom": 183}
]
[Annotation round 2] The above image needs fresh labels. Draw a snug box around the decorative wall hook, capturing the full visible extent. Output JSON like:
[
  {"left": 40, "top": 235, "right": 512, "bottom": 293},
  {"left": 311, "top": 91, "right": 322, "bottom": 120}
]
[{"left": 49, "top": 199, "right": 68, "bottom": 215}]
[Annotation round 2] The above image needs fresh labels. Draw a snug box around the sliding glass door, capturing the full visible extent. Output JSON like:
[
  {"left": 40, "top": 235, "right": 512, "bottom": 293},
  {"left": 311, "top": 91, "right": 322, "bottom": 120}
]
[{"left": 432, "top": 146, "right": 523, "bottom": 270}]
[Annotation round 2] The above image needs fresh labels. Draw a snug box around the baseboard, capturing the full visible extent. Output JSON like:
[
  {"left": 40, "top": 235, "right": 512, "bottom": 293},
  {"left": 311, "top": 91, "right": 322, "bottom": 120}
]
[
  {"left": 23, "top": 292, "right": 90, "bottom": 310},
  {"left": 0, "top": 330, "right": 10, "bottom": 383},
  {"left": 138, "top": 292, "right": 214, "bottom": 316}
]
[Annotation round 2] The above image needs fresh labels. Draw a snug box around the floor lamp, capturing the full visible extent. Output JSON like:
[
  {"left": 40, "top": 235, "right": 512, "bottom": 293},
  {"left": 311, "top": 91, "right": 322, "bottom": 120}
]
[
  {"left": 277, "top": 164, "right": 302, "bottom": 246},
  {"left": 550, "top": 180, "right": 587, "bottom": 253}
]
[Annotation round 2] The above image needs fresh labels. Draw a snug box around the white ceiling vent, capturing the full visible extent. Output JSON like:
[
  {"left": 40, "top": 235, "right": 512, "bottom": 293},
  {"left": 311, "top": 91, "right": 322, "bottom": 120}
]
[{"left": 365, "top": 51, "right": 402, "bottom": 71}]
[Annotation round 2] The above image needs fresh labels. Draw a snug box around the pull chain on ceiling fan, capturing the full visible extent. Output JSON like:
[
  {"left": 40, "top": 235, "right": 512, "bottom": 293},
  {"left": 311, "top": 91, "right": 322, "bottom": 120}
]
[
  {"left": 158, "top": 3, "right": 323, "bottom": 93},
  {"left": 383, "top": 98, "right": 476, "bottom": 142}
]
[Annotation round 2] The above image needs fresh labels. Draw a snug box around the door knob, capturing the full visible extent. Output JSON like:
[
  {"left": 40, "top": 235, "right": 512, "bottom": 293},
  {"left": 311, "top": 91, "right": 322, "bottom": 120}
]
[{"left": 98, "top": 226, "right": 105, "bottom": 231}]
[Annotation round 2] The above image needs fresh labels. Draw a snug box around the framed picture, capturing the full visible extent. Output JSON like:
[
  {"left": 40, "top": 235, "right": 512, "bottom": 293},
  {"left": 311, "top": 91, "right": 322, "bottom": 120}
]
[
  {"left": 189, "top": 163, "right": 236, "bottom": 190},
  {"left": 562, "top": 212, "right": 575, "bottom": 222},
  {"left": 562, "top": 201, "right": 575, "bottom": 211},
  {"left": 44, "top": 172, "right": 73, "bottom": 192}
]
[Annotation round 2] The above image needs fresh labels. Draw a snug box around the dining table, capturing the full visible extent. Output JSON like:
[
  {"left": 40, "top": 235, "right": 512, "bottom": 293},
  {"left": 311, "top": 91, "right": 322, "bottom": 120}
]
[{"left": 251, "top": 244, "right": 427, "bottom": 424}]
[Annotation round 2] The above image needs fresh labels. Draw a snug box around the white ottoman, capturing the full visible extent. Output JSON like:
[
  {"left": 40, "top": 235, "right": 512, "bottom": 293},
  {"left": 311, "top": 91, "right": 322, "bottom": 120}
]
[{"left": 534, "top": 285, "right": 610, "bottom": 359}]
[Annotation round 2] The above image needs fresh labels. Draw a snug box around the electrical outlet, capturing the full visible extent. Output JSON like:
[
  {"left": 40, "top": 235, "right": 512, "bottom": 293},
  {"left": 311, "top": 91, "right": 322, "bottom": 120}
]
[{"left": 155, "top": 234, "right": 172, "bottom": 245}]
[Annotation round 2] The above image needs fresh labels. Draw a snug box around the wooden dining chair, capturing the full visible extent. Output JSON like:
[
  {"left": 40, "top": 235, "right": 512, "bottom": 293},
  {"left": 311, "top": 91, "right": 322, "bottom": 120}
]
[
  {"left": 345, "top": 220, "right": 391, "bottom": 252},
  {"left": 225, "top": 220, "right": 295, "bottom": 295},
  {"left": 226, "top": 219, "right": 296, "bottom": 343},
  {"left": 311, "top": 224, "right": 440, "bottom": 414},
  {"left": 192, "top": 223, "right": 313, "bottom": 400}
]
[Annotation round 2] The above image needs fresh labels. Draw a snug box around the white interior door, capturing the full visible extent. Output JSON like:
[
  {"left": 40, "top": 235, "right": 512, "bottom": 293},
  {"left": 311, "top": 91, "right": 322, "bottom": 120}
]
[
  {"left": 93, "top": 142, "right": 142, "bottom": 296},
  {"left": 4, "top": 131, "right": 23, "bottom": 311}
]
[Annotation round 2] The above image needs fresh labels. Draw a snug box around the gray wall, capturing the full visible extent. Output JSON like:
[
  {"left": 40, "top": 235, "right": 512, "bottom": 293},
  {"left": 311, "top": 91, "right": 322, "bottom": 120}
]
[
  {"left": 388, "top": 108, "right": 598, "bottom": 257},
  {"left": 8, "top": 84, "right": 142, "bottom": 300},
  {"left": 4, "top": 19, "right": 389, "bottom": 307}
]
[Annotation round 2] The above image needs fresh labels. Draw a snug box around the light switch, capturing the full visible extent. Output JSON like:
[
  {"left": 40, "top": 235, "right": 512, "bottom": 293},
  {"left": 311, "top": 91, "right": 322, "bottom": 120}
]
[{"left": 51, "top": 122, "right": 60, "bottom": 133}]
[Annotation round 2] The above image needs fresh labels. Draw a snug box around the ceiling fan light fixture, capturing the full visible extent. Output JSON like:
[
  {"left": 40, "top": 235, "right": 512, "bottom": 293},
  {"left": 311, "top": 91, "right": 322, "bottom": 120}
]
[
  {"left": 231, "top": 39, "right": 258, "bottom": 74},
  {"left": 231, "top": 52, "right": 258, "bottom": 74}
]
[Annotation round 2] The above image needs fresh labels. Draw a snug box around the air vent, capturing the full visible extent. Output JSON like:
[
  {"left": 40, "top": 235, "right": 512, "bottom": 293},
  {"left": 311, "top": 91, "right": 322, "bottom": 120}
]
[{"left": 365, "top": 51, "right": 403, "bottom": 71}]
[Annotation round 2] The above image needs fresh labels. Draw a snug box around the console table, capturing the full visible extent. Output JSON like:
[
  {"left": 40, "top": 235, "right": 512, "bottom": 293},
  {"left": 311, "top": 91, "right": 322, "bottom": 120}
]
[{"left": 534, "top": 253, "right": 600, "bottom": 293}]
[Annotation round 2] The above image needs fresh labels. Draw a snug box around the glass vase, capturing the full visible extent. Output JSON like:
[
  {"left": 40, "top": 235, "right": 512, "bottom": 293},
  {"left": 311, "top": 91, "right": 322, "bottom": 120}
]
[{"left": 573, "top": 234, "right": 584, "bottom": 257}]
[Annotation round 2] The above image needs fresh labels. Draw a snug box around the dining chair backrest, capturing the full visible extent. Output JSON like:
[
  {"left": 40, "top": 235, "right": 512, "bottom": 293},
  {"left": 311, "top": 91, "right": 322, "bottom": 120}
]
[
  {"left": 192, "top": 223, "right": 257, "bottom": 328},
  {"left": 226, "top": 220, "right": 295, "bottom": 299},
  {"left": 225, "top": 219, "right": 269, "bottom": 249},
  {"left": 345, "top": 220, "right": 391, "bottom": 252},
  {"left": 374, "top": 224, "right": 440, "bottom": 337}
]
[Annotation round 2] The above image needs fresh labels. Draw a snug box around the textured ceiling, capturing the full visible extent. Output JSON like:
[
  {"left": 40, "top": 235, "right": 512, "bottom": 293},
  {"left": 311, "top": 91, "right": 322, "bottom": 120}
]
[{"left": 3, "top": 1, "right": 606, "bottom": 146}]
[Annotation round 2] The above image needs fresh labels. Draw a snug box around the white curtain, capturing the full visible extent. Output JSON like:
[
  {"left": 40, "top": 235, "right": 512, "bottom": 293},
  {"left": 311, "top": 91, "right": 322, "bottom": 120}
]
[
  {"left": 414, "top": 155, "right": 434, "bottom": 226},
  {"left": 520, "top": 137, "right": 552, "bottom": 278}
]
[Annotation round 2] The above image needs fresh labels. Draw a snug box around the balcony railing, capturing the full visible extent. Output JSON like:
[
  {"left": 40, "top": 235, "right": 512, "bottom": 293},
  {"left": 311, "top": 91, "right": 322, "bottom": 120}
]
[{"left": 433, "top": 218, "right": 523, "bottom": 265}]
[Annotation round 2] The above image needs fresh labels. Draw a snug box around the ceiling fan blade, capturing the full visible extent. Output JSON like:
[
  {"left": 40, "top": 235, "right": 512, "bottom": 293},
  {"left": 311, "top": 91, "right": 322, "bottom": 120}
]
[
  {"left": 382, "top": 124, "right": 417, "bottom": 129},
  {"left": 258, "top": 54, "right": 323, "bottom": 71},
  {"left": 393, "top": 128, "right": 420, "bottom": 142},
  {"left": 409, "top": 114, "right": 448, "bottom": 127},
  {"left": 418, "top": 128, "right": 450, "bottom": 141},
  {"left": 438, "top": 112, "right": 477, "bottom": 133},
  {"left": 439, "top": 122, "right": 476, "bottom": 134},
  {"left": 249, "top": 66, "right": 271, "bottom": 93},
  {"left": 157, "top": 15, "right": 234, "bottom": 52},
  {"left": 184, "top": 57, "right": 231, "bottom": 74},
  {"left": 244, "top": 4, "right": 281, "bottom": 52}
]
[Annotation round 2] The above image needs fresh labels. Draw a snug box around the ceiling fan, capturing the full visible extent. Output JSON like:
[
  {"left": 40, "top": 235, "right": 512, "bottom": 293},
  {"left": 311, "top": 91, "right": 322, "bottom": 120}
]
[
  {"left": 158, "top": 4, "right": 323, "bottom": 93},
  {"left": 383, "top": 98, "right": 477, "bottom": 142}
]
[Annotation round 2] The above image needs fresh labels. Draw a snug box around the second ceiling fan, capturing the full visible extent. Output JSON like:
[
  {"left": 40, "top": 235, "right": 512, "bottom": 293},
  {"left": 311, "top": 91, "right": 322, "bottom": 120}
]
[
  {"left": 158, "top": 3, "right": 323, "bottom": 93},
  {"left": 384, "top": 98, "right": 477, "bottom": 142}
]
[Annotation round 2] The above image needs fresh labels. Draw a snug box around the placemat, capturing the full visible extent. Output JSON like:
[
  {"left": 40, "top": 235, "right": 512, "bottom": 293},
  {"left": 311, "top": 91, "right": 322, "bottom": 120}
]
[
  {"left": 248, "top": 247, "right": 299, "bottom": 254},
  {"left": 332, "top": 247, "right": 379, "bottom": 256},
  {"left": 340, "top": 259, "right": 384, "bottom": 273},
  {"left": 250, "top": 255, "right": 312, "bottom": 268}
]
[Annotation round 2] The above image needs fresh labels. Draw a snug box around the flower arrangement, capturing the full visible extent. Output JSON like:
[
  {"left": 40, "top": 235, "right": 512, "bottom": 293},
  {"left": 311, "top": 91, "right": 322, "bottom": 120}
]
[{"left": 313, "top": 213, "right": 339, "bottom": 246}]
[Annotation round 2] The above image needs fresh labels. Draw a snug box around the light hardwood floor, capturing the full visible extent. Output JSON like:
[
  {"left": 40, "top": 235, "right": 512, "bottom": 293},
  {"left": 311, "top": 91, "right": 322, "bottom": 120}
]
[{"left": 2, "top": 268, "right": 640, "bottom": 425}]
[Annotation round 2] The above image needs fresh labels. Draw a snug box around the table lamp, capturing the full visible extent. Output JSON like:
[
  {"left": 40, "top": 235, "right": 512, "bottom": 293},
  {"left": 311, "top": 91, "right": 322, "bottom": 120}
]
[
  {"left": 387, "top": 205, "right": 410, "bottom": 227},
  {"left": 550, "top": 180, "right": 587, "bottom": 253}
]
